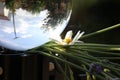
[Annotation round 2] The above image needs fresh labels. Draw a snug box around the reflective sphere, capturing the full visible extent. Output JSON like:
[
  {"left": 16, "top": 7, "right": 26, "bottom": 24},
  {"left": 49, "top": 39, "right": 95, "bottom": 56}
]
[{"left": 0, "top": 0, "right": 72, "bottom": 51}]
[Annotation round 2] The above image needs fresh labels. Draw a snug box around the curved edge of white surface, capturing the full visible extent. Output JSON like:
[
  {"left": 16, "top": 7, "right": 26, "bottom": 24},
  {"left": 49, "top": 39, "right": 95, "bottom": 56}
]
[{"left": 0, "top": 10, "right": 72, "bottom": 51}]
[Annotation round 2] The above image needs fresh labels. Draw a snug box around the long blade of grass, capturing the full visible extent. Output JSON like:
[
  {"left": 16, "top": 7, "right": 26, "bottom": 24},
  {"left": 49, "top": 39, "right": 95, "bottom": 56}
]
[
  {"left": 98, "top": 57, "right": 120, "bottom": 60},
  {"left": 79, "top": 48, "right": 120, "bottom": 56},
  {"left": 81, "top": 23, "right": 120, "bottom": 39},
  {"left": 27, "top": 50, "right": 88, "bottom": 72},
  {"left": 55, "top": 60, "right": 70, "bottom": 80}
]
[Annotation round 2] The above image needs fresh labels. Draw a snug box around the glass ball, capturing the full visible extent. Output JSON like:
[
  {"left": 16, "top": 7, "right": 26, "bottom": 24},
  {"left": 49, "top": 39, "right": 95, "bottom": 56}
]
[{"left": 0, "top": 0, "right": 72, "bottom": 51}]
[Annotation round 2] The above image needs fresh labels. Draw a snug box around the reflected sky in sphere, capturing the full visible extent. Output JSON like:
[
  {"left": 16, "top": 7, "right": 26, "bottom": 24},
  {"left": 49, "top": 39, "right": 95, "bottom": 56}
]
[{"left": 0, "top": 8, "right": 72, "bottom": 51}]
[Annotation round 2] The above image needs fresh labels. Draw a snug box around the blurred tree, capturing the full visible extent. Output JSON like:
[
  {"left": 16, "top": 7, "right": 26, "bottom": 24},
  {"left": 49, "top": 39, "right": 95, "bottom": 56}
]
[{"left": 2, "top": 0, "right": 72, "bottom": 28}]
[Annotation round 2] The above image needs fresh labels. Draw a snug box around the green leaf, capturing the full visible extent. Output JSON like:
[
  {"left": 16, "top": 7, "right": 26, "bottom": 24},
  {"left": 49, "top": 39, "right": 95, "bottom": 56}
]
[{"left": 81, "top": 23, "right": 120, "bottom": 39}]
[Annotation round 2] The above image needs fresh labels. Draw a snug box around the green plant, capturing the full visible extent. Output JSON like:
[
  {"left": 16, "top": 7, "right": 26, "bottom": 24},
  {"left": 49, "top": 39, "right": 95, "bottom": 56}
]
[{"left": 27, "top": 23, "right": 120, "bottom": 80}]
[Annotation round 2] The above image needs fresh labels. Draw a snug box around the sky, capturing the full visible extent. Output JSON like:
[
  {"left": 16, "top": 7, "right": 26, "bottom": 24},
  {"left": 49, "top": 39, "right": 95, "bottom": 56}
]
[{"left": 0, "top": 8, "right": 72, "bottom": 51}]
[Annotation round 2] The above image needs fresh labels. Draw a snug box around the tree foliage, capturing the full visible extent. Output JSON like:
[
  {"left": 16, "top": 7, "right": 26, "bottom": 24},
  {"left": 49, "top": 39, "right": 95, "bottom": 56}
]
[{"left": 3, "top": 0, "right": 72, "bottom": 27}]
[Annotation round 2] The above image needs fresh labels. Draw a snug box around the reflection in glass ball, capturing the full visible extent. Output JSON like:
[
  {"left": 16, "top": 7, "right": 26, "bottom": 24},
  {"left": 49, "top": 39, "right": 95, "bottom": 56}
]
[{"left": 0, "top": 0, "right": 72, "bottom": 51}]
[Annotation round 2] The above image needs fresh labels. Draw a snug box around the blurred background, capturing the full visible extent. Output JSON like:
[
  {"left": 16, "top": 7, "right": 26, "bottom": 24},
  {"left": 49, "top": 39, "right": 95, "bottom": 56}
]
[
  {"left": 62, "top": 1, "right": 120, "bottom": 79},
  {"left": 63, "top": 0, "right": 120, "bottom": 44},
  {"left": 0, "top": 0, "right": 120, "bottom": 80}
]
